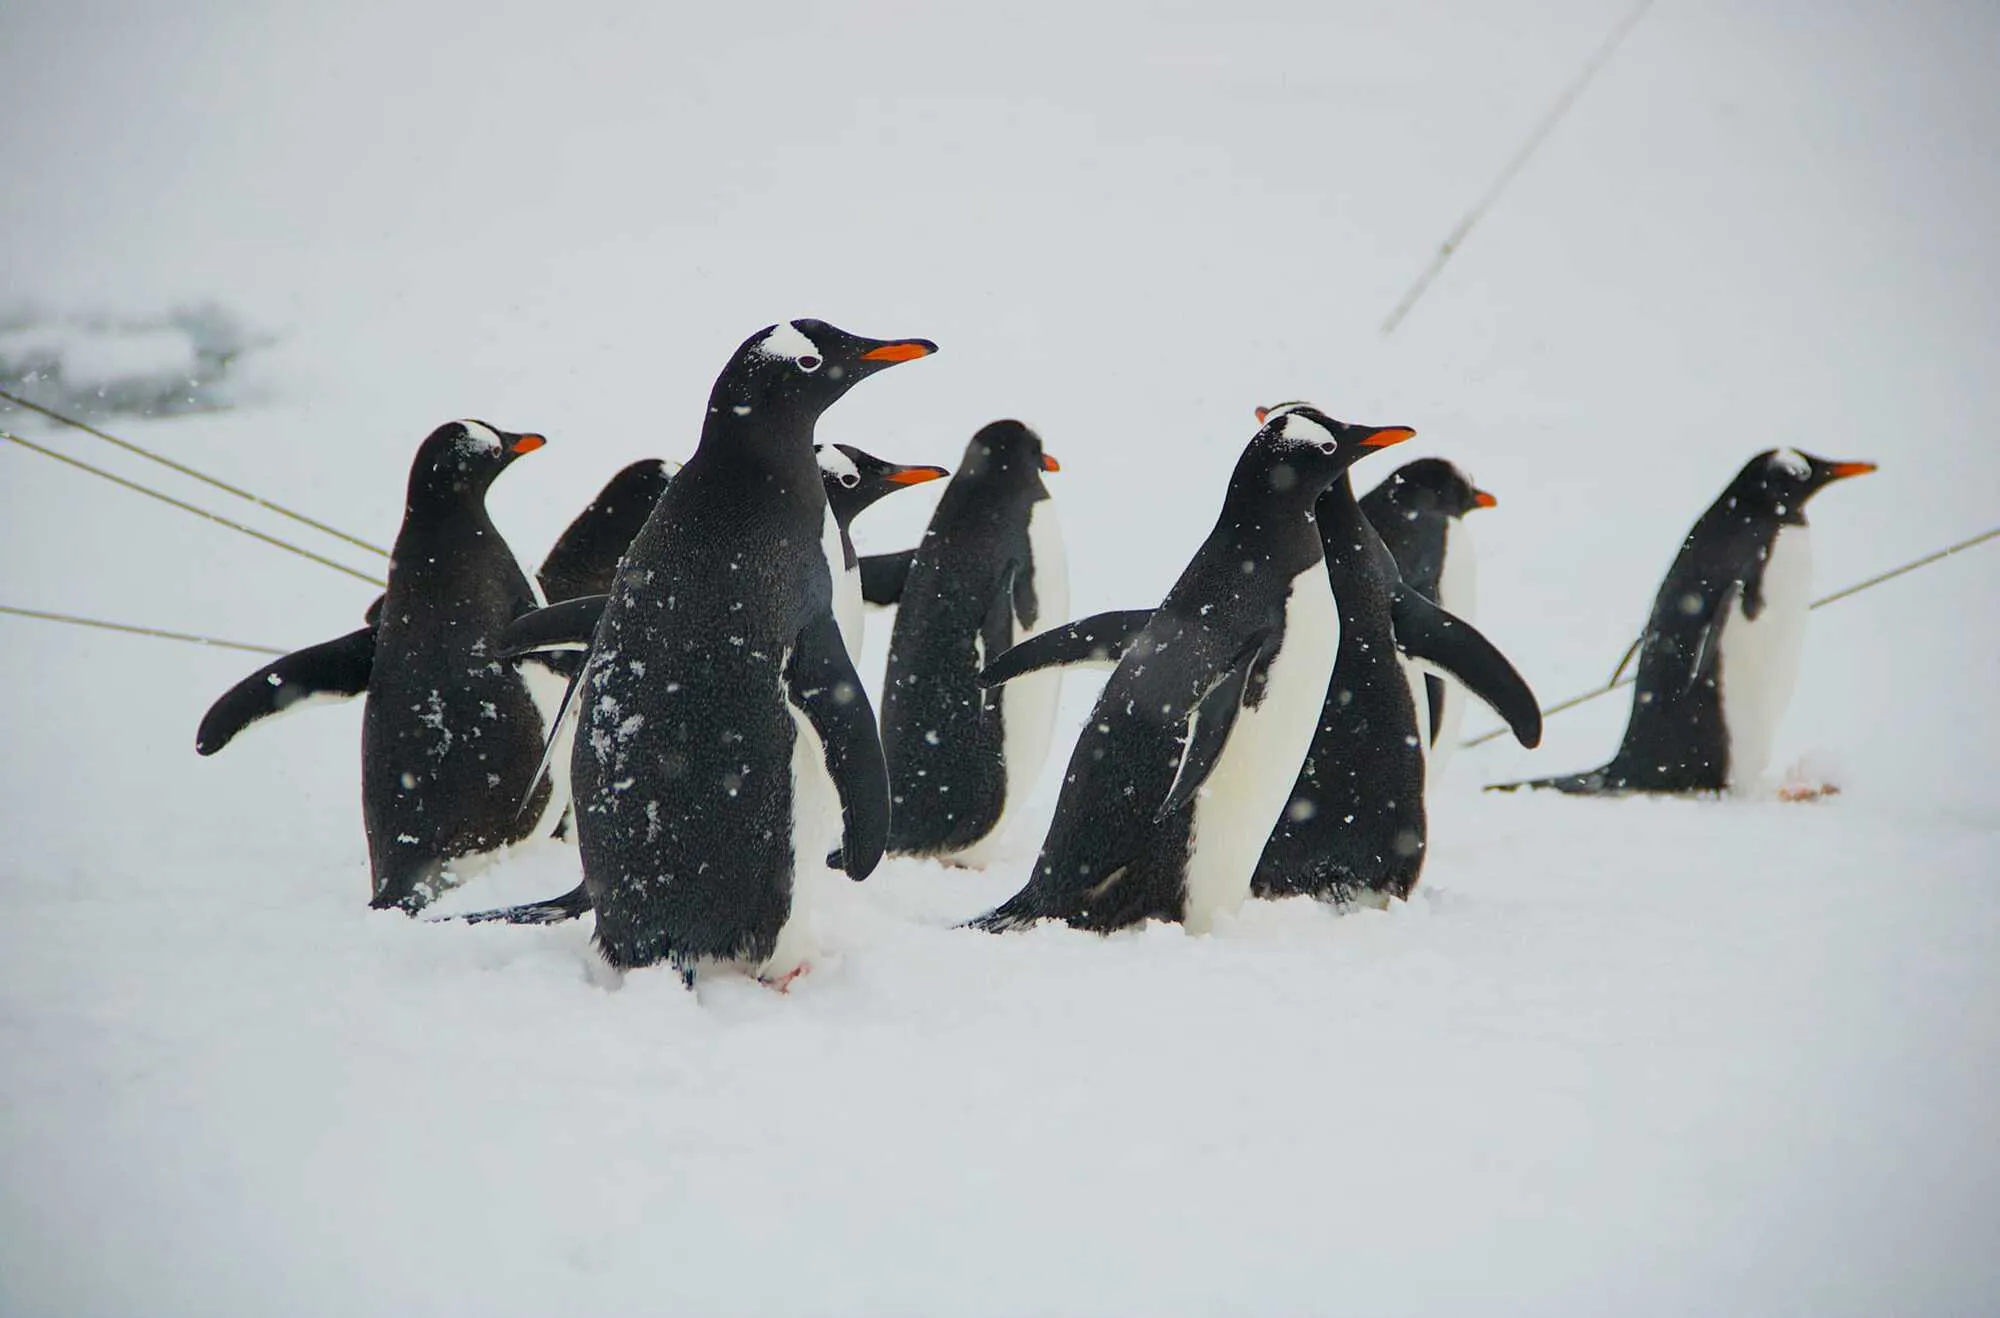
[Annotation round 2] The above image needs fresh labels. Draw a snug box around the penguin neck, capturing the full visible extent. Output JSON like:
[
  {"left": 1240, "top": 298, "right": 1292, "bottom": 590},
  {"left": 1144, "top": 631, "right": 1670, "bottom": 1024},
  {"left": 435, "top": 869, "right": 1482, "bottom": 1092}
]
[
  {"left": 1219, "top": 456, "right": 1333, "bottom": 529},
  {"left": 402, "top": 473, "right": 499, "bottom": 533}
]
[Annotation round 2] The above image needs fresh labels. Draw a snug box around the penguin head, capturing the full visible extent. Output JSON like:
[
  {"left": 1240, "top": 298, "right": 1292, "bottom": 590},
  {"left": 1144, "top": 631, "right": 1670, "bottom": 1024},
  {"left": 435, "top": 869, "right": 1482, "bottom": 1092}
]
[
  {"left": 1249, "top": 401, "right": 1415, "bottom": 494},
  {"left": 1371, "top": 457, "right": 1496, "bottom": 518},
  {"left": 958, "top": 419, "right": 1061, "bottom": 486},
  {"left": 1738, "top": 448, "right": 1878, "bottom": 519},
  {"left": 709, "top": 319, "right": 937, "bottom": 427},
  {"left": 408, "top": 419, "right": 545, "bottom": 503},
  {"left": 816, "top": 443, "right": 949, "bottom": 525}
]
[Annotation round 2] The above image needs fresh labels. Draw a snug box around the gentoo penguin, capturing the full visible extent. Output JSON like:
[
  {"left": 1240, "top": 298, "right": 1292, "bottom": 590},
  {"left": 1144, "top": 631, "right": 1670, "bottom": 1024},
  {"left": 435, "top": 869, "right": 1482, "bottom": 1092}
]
[
  {"left": 537, "top": 459, "right": 676, "bottom": 603},
  {"left": 1491, "top": 448, "right": 1875, "bottom": 795},
  {"left": 971, "top": 406, "right": 1409, "bottom": 934},
  {"left": 195, "top": 420, "right": 565, "bottom": 911},
  {"left": 877, "top": 420, "right": 1065, "bottom": 866},
  {"left": 816, "top": 442, "right": 950, "bottom": 651},
  {"left": 1249, "top": 404, "right": 1540, "bottom": 905},
  {"left": 472, "top": 321, "right": 935, "bottom": 983},
  {"left": 1359, "top": 457, "right": 1496, "bottom": 770}
]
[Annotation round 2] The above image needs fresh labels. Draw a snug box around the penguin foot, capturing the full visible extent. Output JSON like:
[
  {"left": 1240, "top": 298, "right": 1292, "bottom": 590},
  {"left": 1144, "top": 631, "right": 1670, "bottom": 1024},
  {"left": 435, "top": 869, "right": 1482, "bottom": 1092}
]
[
  {"left": 761, "top": 962, "right": 812, "bottom": 994},
  {"left": 1777, "top": 781, "right": 1841, "bottom": 802}
]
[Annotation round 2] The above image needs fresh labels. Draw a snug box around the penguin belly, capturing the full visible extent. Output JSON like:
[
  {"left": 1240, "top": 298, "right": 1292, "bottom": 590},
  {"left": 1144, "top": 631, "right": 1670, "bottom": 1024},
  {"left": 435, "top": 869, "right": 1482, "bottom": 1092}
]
[
  {"left": 1426, "top": 519, "right": 1478, "bottom": 773},
  {"left": 1181, "top": 569, "right": 1339, "bottom": 932},
  {"left": 1718, "top": 526, "right": 1811, "bottom": 791},
  {"left": 954, "top": 503, "right": 1069, "bottom": 866}
]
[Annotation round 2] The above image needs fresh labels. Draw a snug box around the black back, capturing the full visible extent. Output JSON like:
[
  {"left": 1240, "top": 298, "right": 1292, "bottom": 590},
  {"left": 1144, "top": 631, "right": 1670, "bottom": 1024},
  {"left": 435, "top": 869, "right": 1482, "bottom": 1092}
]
[
  {"left": 570, "top": 320, "right": 933, "bottom": 974},
  {"left": 1254, "top": 472, "right": 1426, "bottom": 903},
  {"left": 537, "top": 459, "right": 674, "bottom": 603},
  {"left": 362, "top": 420, "right": 552, "bottom": 909},
  {"left": 977, "top": 408, "right": 1391, "bottom": 932},
  {"left": 880, "top": 421, "right": 1055, "bottom": 855},
  {"left": 1520, "top": 449, "right": 1867, "bottom": 793}
]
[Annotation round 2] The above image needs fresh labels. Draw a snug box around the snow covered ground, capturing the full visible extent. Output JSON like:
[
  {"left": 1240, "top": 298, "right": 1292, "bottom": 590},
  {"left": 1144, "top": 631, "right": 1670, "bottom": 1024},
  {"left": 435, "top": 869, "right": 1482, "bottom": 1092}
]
[{"left": 3, "top": 2, "right": 1997, "bottom": 1314}]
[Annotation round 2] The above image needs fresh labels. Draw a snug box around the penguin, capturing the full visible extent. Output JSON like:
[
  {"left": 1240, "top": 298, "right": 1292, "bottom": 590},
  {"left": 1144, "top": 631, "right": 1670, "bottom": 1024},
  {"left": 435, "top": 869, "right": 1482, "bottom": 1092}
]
[
  {"left": 537, "top": 459, "right": 676, "bottom": 603},
  {"left": 1249, "top": 404, "right": 1541, "bottom": 906},
  {"left": 195, "top": 420, "right": 565, "bottom": 911},
  {"left": 970, "top": 406, "right": 1411, "bottom": 934},
  {"left": 1491, "top": 448, "right": 1875, "bottom": 795},
  {"left": 1359, "top": 457, "right": 1496, "bottom": 771},
  {"left": 876, "top": 420, "right": 1065, "bottom": 866},
  {"left": 468, "top": 320, "right": 935, "bottom": 982},
  {"left": 816, "top": 442, "right": 950, "bottom": 651}
]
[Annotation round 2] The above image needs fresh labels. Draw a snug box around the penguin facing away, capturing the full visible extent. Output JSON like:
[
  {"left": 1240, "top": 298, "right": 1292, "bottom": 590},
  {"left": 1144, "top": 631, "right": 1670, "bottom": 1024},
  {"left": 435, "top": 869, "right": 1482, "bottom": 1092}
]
[
  {"left": 972, "top": 406, "right": 1411, "bottom": 935},
  {"left": 1359, "top": 457, "right": 1496, "bottom": 770},
  {"left": 1249, "top": 404, "right": 1540, "bottom": 906},
  {"left": 196, "top": 421, "right": 565, "bottom": 911},
  {"left": 1490, "top": 448, "right": 1875, "bottom": 795},
  {"left": 537, "top": 459, "right": 677, "bottom": 604},
  {"left": 492, "top": 320, "right": 936, "bottom": 984},
  {"left": 879, "top": 420, "right": 1066, "bottom": 866}
]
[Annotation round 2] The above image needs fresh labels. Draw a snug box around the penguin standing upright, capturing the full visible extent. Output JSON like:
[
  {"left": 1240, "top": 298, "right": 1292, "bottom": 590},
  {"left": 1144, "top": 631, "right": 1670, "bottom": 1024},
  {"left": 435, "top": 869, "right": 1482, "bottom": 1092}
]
[
  {"left": 1248, "top": 404, "right": 1540, "bottom": 906},
  {"left": 484, "top": 321, "right": 935, "bottom": 983},
  {"left": 1492, "top": 448, "right": 1875, "bottom": 795},
  {"left": 195, "top": 421, "right": 564, "bottom": 911},
  {"left": 816, "top": 442, "right": 950, "bottom": 651},
  {"left": 878, "top": 420, "right": 1065, "bottom": 866},
  {"left": 1360, "top": 457, "right": 1496, "bottom": 771},
  {"left": 972, "top": 406, "right": 1410, "bottom": 934},
  {"left": 537, "top": 459, "right": 676, "bottom": 603}
]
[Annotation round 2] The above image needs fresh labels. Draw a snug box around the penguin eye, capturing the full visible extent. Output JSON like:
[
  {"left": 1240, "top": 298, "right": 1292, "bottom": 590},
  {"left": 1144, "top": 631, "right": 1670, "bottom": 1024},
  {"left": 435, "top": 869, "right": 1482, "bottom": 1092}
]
[
  {"left": 797, "top": 355, "right": 823, "bottom": 373},
  {"left": 1317, "top": 441, "right": 1339, "bottom": 456},
  {"left": 839, "top": 472, "right": 860, "bottom": 488}
]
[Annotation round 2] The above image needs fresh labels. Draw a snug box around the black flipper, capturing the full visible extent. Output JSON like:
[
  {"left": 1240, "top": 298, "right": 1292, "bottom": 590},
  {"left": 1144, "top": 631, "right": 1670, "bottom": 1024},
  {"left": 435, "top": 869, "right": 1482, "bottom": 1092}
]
[
  {"left": 496, "top": 595, "right": 607, "bottom": 658},
  {"left": 1390, "top": 585, "right": 1542, "bottom": 749},
  {"left": 785, "top": 612, "right": 890, "bottom": 882},
  {"left": 1685, "top": 582, "right": 1737, "bottom": 694},
  {"left": 979, "top": 609, "right": 1155, "bottom": 687},
  {"left": 1155, "top": 641, "right": 1261, "bottom": 819},
  {"left": 196, "top": 627, "right": 377, "bottom": 755},
  {"left": 859, "top": 550, "right": 916, "bottom": 606},
  {"left": 447, "top": 881, "right": 593, "bottom": 925}
]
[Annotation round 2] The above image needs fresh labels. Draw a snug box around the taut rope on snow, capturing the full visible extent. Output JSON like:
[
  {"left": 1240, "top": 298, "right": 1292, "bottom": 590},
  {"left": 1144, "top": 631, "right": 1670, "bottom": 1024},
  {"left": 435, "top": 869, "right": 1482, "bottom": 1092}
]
[
  {"left": 1461, "top": 524, "right": 2000, "bottom": 749},
  {"left": 0, "top": 604, "right": 286, "bottom": 656},
  {"left": 1380, "top": 0, "right": 1656, "bottom": 337},
  {"left": 2, "top": 427, "right": 388, "bottom": 588},
  {"left": 0, "top": 387, "right": 391, "bottom": 558}
]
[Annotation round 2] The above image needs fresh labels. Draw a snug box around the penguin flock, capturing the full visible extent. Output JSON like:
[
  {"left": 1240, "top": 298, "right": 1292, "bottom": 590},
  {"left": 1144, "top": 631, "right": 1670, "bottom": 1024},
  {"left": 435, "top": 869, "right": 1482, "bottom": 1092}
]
[{"left": 196, "top": 319, "right": 1875, "bottom": 988}]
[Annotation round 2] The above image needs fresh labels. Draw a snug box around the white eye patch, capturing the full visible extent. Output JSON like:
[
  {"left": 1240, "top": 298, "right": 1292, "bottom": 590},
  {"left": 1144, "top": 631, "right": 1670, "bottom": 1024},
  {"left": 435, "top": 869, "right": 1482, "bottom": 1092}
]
[
  {"left": 1278, "top": 411, "right": 1337, "bottom": 450},
  {"left": 1771, "top": 448, "right": 1811, "bottom": 478},
  {"left": 455, "top": 420, "right": 503, "bottom": 455},
  {"left": 816, "top": 445, "right": 860, "bottom": 487},
  {"left": 754, "top": 321, "right": 823, "bottom": 365}
]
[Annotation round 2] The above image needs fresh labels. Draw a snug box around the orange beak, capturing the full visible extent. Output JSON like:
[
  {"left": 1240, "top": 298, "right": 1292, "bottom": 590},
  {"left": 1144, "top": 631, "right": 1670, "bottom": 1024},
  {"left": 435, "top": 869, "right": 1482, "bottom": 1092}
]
[
  {"left": 1254, "top": 405, "right": 1270, "bottom": 423},
  {"left": 1361, "top": 426, "right": 1416, "bottom": 448},
  {"left": 1041, "top": 454, "right": 1061, "bottom": 472},
  {"left": 1826, "top": 460, "right": 1878, "bottom": 480},
  {"left": 1473, "top": 489, "right": 1498, "bottom": 509},
  {"left": 888, "top": 465, "right": 949, "bottom": 486},
  {"left": 860, "top": 341, "right": 936, "bottom": 363},
  {"left": 510, "top": 433, "right": 546, "bottom": 454}
]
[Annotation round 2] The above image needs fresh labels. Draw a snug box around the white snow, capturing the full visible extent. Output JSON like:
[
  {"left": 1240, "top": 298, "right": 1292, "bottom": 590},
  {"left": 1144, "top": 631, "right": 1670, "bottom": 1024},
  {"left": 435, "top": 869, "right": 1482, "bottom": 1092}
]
[{"left": 2, "top": 3, "right": 1998, "bottom": 1316}]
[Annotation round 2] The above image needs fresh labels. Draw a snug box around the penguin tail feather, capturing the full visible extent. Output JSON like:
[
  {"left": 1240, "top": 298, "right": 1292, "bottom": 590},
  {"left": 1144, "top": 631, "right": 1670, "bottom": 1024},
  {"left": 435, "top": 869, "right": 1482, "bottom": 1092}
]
[
  {"left": 1483, "top": 769, "right": 1615, "bottom": 795},
  {"left": 446, "top": 881, "right": 592, "bottom": 925}
]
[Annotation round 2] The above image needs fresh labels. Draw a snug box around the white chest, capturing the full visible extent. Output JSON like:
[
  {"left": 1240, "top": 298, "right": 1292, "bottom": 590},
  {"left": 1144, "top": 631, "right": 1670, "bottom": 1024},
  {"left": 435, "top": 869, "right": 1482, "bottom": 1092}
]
[
  {"left": 1718, "top": 525, "right": 1813, "bottom": 791},
  {"left": 822, "top": 507, "right": 864, "bottom": 656},
  {"left": 1182, "top": 566, "right": 1340, "bottom": 932}
]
